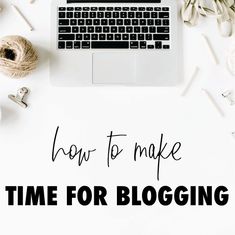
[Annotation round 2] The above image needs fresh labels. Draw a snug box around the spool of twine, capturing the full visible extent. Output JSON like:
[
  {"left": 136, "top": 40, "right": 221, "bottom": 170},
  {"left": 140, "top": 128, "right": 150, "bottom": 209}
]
[{"left": 0, "top": 35, "right": 38, "bottom": 78}]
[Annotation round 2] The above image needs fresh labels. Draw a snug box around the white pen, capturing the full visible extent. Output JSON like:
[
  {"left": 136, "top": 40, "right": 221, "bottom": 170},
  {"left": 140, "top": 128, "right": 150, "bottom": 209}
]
[
  {"left": 202, "top": 89, "right": 224, "bottom": 117},
  {"left": 181, "top": 66, "right": 199, "bottom": 96},
  {"left": 11, "top": 4, "right": 34, "bottom": 31},
  {"left": 201, "top": 34, "right": 219, "bottom": 65}
]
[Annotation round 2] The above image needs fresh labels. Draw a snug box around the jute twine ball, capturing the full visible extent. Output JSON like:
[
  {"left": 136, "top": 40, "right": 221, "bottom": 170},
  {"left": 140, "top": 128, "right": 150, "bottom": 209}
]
[{"left": 0, "top": 35, "right": 38, "bottom": 78}]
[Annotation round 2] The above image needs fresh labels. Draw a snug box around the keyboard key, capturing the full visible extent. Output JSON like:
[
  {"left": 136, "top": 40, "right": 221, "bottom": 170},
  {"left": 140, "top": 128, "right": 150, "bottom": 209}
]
[
  {"left": 83, "top": 7, "right": 90, "bottom": 11},
  {"left": 86, "top": 19, "right": 92, "bottom": 25},
  {"left": 59, "top": 34, "right": 75, "bottom": 40},
  {"left": 72, "top": 27, "right": 79, "bottom": 33},
  {"left": 159, "top": 12, "right": 169, "bottom": 18},
  {"left": 117, "top": 19, "right": 123, "bottom": 25},
  {"left": 99, "top": 34, "right": 106, "bottom": 40},
  {"left": 80, "top": 27, "right": 86, "bottom": 33},
  {"left": 107, "top": 34, "right": 114, "bottom": 40},
  {"left": 130, "top": 41, "right": 138, "bottom": 49},
  {"left": 132, "top": 19, "right": 138, "bottom": 25},
  {"left": 99, "top": 7, "right": 105, "bottom": 11},
  {"left": 154, "top": 7, "right": 161, "bottom": 11},
  {"left": 121, "top": 12, "right": 127, "bottom": 18},
  {"left": 147, "top": 19, "right": 154, "bottom": 25},
  {"left": 123, "top": 7, "right": 129, "bottom": 11},
  {"left": 75, "top": 7, "right": 82, "bottom": 11},
  {"left": 76, "top": 34, "right": 82, "bottom": 40},
  {"left": 138, "top": 7, "right": 145, "bottom": 11},
  {"left": 82, "top": 12, "right": 89, "bottom": 18},
  {"left": 124, "top": 19, "right": 131, "bottom": 25},
  {"left": 113, "top": 12, "right": 119, "bottom": 18},
  {"left": 91, "top": 7, "right": 98, "bottom": 11},
  {"left": 151, "top": 12, "right": 158, "bottom": 18},
  {"left": 134, "top": 27, "right": 140, "bottom": 33},
  {"left": 155, "top": 19, "right": 161, "bottom": 25},
  {"left": 59, "top": 7, "right": 66, "bottom": 11},
  {"left": 59, "top": 12, "right": 65, "bottom": 18},
  {"left": 128, "top": 12, "right": 135, "bottom": 18},
  {"left": 144, "top": 12, "right": 150, "bottom": 18},
  {"left": 146, "top": 34, "right": 152, "bottom": 40},
  {"left": 94, "top": 19, "right": 100, "bottom": 25},
  {"left": 59, "top": 27, "right": 71, "bottom": 33},
  {"left": 59, "top": 19, "right": 69, "bottom": 25},
  {"left": 103, "top": 27, "right": 110, "bottom": 33},
  {"left": 101, "top": 19, "right": 108, "bottom": 25},
  {"left": 111, "top": 27, "right": 118, "bottom": 33},
  {"left": 98, "top": 12, "right": 104, "bottom": 18},
  {"left": 67, "top": 7, "right": 74, "bottom": 11},
  {"left": 78, "top": 19, "right": 84, "bottom": 25},
  {"left": 153, "top": 34, "right": 170, "bottom": 40},
  {"left": 141, "top": 27, "right": 148, "bottom": 33},
  {"left": 126, "top": 27, "right": 133, "bottom": 33},
  {"left": 136, "top": 12, "right": 142, "bottom": 18},
  {"left": 95, "top": 26, "right": 102, "bottom": 33},
  {"left": 88, "top": 27, "right": 94, "bottom": 33},
  {"left": 131, "top": 7, "right": 137, "bottom": 11},
  {"left": 115, "top": 7, "right": 121, "bottom": 11},
  {"left": 74, "top": 41, "right": 80, "bottom": 49},
  {"left": 74, "top": 12, "right": 81, "bottom": 18},
  {"left": 70, "top": 19, "right": 77, "bottom": 25},
  {"left": 163, "top": 19, "right": 169, "bottom": 25},
  {"left": 163, "top": 45, "right": 170, "bottom": 49},
  {"left": 90, "top": 12, "right": 96, "bottom": 18},
  {"left": 92, "top": 34, "right": 98, "bottom": 40},
  {"left": 147, "top": 7, "right": 153, "bottom": 11},
  {"left": 130, "top": 34, "right": 137, "bottom": 40},
  {"left": 109, "top": 19, "right": 115, "bottom": 25},
  {"left": 82, "top": 41, "right": 90, "bottom": 49},
  {"left": 149, "top": 27, "right": 156, "bottom": 33},
  {"left": 84, "top": 34, "right": 90, "bottom": 40},
  {"left": 105, "top": 12, "right": 112, "bottom": 18},
  {"left": 118, "top": 27, "right": 125, "bottom": 33},
  {"left": 122, "top": 34, "right": 129, "bottom": 40},
  {"left": 107, "top": 7, "right": 113, "bottom": 11},
  {"left": 66, "top": 41, "right": 73, "bottom": 49},
  {"left": 140, "top": 19, "right": 146, "bottom": 25},
  {"left": 157, "top": 27, "right": 169, "bottom": 33},
  {"left": 140, "top": 41, "right": 146, "bottom": 49},
  {"left": 155, "top": 41, "right": 162, "bottom": 49},
  {"left": 162, "top": 7, "right": 170, "bottom": 11},
  {"left": 58, "top": 41, "right": 65, "bottom": 49},
  {"left": 115, "top": 34, "right": 121, "bottom": 40},
  {"left": 67, "top": 12, "right": 73, "bottom": 18},
  {"left": 138, "top": 34, "right": 144, "bottom": 40},
  {"left": 92, "top": 41, "right": 129, "bottom": 49}
]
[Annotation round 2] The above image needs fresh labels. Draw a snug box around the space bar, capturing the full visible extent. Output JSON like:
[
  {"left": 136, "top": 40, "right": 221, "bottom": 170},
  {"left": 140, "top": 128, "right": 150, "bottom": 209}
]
[{"left": 92, "top": 41, "right": 129, "bottom": 49}]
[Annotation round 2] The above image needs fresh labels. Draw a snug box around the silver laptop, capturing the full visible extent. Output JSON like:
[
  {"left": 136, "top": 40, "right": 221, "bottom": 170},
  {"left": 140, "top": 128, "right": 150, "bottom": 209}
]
[{"left": 50, "top": 0, "right": 181, "bottom": 86}]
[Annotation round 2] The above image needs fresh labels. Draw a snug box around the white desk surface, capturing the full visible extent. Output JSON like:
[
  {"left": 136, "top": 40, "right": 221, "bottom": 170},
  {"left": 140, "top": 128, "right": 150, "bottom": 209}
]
[{"left": 0, "top": 1, "right": 235, "bottom": 234}]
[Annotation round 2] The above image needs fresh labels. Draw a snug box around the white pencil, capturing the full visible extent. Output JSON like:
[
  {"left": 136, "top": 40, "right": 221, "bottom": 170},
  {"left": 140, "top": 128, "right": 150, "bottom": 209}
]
[
  {"left": 11, "top": 4, "right": 34, "bottom": 31},
  {"left": 181, "top": 66, "right": 199, "bottom": 96},
  {"left": 201, "top": 34, "right": 219, "bottom": 65},
  {"left": 202, "top": 89, "right": 224, "bottom": 117}
]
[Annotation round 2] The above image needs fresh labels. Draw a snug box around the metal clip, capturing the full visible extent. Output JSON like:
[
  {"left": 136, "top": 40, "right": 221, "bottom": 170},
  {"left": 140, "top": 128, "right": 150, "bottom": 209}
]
[
  {"left": 222, "top": 90, "right": 235, "bottom": 106},
  {"left": 8, "top": 87, "right": 29, "bottom": 108}
]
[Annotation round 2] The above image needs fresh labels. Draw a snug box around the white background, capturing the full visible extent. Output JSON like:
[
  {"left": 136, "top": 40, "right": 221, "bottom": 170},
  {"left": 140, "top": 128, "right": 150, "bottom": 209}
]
[{"left": 0, "top": 0, "right": 235, "bottom": 234}]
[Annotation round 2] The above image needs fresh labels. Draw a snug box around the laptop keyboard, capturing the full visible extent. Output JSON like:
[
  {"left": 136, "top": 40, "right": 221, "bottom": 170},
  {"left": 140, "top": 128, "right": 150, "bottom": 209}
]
[{"left": 57, "top": 6, "right": 170, "bottom": 50}]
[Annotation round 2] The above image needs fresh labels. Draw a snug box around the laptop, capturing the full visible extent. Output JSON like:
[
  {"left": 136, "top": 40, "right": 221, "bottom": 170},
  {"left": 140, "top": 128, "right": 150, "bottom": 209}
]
[{"left": 50, "top": 0, "right": 181, "bottom": 86}]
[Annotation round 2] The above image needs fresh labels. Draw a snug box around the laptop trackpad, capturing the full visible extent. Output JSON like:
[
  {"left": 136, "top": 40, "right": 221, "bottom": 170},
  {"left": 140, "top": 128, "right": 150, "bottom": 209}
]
[{"left": 92, "top": 52, "right": 136, "bottom": 85}]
